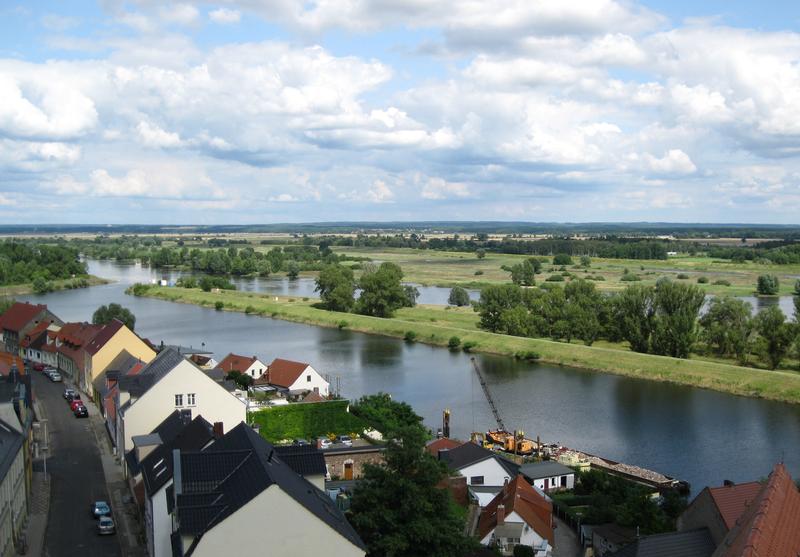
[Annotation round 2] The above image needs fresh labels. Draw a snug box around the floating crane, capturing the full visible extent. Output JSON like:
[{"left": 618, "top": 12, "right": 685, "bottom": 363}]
[{"left": 470, "top": 357, "right": 535, "bottom": 456}]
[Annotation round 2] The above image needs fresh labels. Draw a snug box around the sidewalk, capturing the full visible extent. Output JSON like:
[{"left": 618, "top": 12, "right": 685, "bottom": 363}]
[{"left": 84, "top": 395, "right": 148, "bottom": 557}]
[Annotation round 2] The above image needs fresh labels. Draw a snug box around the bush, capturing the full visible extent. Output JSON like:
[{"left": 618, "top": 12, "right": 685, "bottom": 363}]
[
  {"left": 553, "top": 254, "right": 573, "bottom": 265},
  {"left": 757, "top": 274, "right": 779, "bottom": 295},
  {"left": 713, "top": 279, "right": 731, "bottom": 286},
  {"left": 514, "top": 350, "right": 541, "bottom": 362},
  {"left": 448, "top": 336, "right": 461, "bottom": 349},
  {"left": 546, "top": 274, "right": 565, "bottom": 282},
  {"left": 215, "top": 301, "right": 224, "bottom": 310},
  {"left": 676, "top": 273, "right": 689, "bottom": 279},
  {"left": 337, "top": 320, "right": 348, "bottom": 329},
  {"left": 580, "top": 255, "right": 591, "bottom": 267},
  {"left": 474, "top": 270, "right": 484, "bottom": 276},
  {"left": 404, "top": 330, "right": 417, "bottom": 342},
  {"left": 245, "top": 305, "right": 256, "bottom": 314},
  {"left": 462, "top": 341, "right": 477, "bottom": 352},
  {"left": 129, "top": 283, "right": 151, "bottom": 296},
  {"left": 697, "top": 276, "right": 709, "bottom": 284},
  {"left": 620, "top": 273, "right": 641, "bottom": 282},
  {"left": 448, "top": 286, "right": 471, "bottom": 307}
]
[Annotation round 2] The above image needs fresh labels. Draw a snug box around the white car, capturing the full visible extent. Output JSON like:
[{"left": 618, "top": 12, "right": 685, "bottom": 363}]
[
  {"left": 317, "top": 438, "right": 332, "bottom": 449},
  {"left": 49, "top": 372, "right": 62, "bottom": 382}
]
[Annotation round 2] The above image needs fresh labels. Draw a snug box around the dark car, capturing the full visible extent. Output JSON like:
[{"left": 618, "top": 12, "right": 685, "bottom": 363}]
[
  {"left": 293, "top": 439, "right": 310, "bottom": 446},
  {"left": 63, "top": 388, "right": 76, "bottom": 400},
  {"left": 97, "top": 516, "right": 115, "bottom": 535},
  {"left": 91, "top": 501, "right": 111, "bottom": 518},
  {"left": 74, "top": 405, "right": 88, "bottom": 418},
  {"left": 69, "top": 399, "right": 85, "bottom": 412}
]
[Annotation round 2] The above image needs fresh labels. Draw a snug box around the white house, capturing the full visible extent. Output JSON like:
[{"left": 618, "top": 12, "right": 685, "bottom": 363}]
[
  {"left": 171, "top": 423, "right": 365, "bottom": 557},
  {"left": 255, "top": 358, "right": 329, "bottom": 397},
  {"left": 519, "top": 461, "right": 575, "bottom": 492},
  {"left": 478, "top": 475, "right": 555, "bottom": 556},
  {"left": 114, "top": 347, "right": 246, "bottom": 469},
  {"left": 216, "top": 353, "right": 267, "bottom": 379},
  {"left": 439, "top": 442, "right": 519, "bottom": 490}
]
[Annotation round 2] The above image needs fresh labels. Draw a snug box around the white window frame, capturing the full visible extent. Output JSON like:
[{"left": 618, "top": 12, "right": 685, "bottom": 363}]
[
  {"left": 187, "top": 393, "right": 196, "bottom": 406},
  {"left": 175, "top": 394, "right": 183, "bottom": 407}
]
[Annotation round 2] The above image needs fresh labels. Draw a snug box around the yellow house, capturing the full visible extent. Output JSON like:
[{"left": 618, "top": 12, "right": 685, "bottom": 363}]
[{"left": 81, "top": 319, "right": 156, "bottom": 398}]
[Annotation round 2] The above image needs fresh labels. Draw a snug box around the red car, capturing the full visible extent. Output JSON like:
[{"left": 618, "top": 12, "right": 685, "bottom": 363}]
[
  {"left": 70, "top": 399, "right": 85, "bottom": 412},
  {"left": 33, "top": 363, "right": 45, "bottom": 372}
]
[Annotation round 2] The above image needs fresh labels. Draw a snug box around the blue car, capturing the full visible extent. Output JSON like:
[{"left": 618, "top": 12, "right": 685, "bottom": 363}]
[{"left": 91, "top": 501, "right": 111, "bottom": 518}]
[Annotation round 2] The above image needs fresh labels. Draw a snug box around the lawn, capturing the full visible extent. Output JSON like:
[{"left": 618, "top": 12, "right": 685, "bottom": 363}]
[
  {"left": 136, "top": 285, "right": 800, "bottom": 405},
  {"left": 248, "top": 399, "right": 368, "bottom": 443}
]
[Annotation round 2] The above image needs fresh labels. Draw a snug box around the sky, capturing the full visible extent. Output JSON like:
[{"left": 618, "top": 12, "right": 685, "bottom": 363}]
[{"left": 1, "top": 1, "right": 800, "bottom": 225}]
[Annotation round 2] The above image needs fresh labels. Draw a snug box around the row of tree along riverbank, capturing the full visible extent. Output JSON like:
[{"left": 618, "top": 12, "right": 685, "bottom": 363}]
[{"left": 129, "top": 283, "right": 800, "bottom": 405}]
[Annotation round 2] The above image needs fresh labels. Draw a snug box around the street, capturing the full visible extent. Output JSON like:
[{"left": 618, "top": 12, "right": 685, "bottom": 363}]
[{"left": 32, "top": 371, "right": 122, "bottom": 557}]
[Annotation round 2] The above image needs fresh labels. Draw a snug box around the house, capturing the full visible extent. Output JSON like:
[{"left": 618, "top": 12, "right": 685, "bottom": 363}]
[
  {"left": 18, "top": 321, "right": 60, "bottom": 364},
  {"left": 592, "top": 524, "right": 637, "bottom": 557},
  {"left": 274, "top": 444, "right": 328, "bottom": 490},
  {"left": 0, "top": 418, "right": 26, "bottom": 557},
  {"left": 188, "top": 354, "right": 217, "bottom": 370},
  {"left": 81, "top": 319, "right": 156, "bottom": 397},
  {"left": 678, "top": 480, "right": 763, "bottom": 545},
  {"left": 425, "top": 437, "right": 464, "bottom": 457},
  {"left": 102, "top": 353, "right": 146, "bottom": 437},
  {"left": 170, "top": 422, "right": 366, "bottom": 557},
  {"left": 478, "top": 475, "right": 555, "bottom": 556},
  {"left": 439, "top": 441, "right": 519, "bottom": 493},
  {"left": 217, "top": 353, "right": 267, "bottom": 379},
  {"left": 324, "top": 444, "right": 385, "bottom": 481},
  {"left": 114, "top": 347, "right": 246, "bottom": 467},
  {"left": 43, "top": 322, "right": 104, "bottom": 382},
  {"left": 0, "top": 353, "right": 24, "bottom": 378},
  {"left": 0, "top": 302, "right": 62, "bottom": 356},
  {"left": 609, "top": 529, "right": 715, "bottom": 557},
  {"left": 711, "top": 463, "right": 800, "bottom": 557},
  {"left": 519, "top": 461, "right": 575, "bottom": 492},
  {"left": 255, "top": 358, "right": 329, "bottom": 397},
  {"left": 140, "top": 414, "right": 216, "bottom": 557}
]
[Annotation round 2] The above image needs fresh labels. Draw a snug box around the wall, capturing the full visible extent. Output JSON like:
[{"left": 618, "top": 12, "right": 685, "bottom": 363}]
[
  {"left": 0, "top": 444, "right": 26, "bottom": 557},
  {"left": 324, "top": 449, "right": 384, "bottom": 480},
  {"left": 530, "top": 473, "right": 574, "bottom": 492},
  {"left": 190, "top": 485, "right": 364, "bottom": 557},
  {"left": 121, "top": 360, "right": 246, "bottom": 453},
  {"left": 288, "top": 365, "right": 329, "bottom": 397},
  {"left": 677, "top": 489, "right": 728, "bottom": 545},
  {"left": 146, "top": 483, "right": 172, "bottom": 557},
  {"left": 459, "top": 459, "right": 514, "bottom": 487},
  {"left": 479, "top": 511, "right": 549, "bottom": 555}
]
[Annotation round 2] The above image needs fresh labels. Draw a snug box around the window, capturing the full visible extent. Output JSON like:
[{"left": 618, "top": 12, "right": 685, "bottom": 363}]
[
  {"left": 307, "top": 375, "right": 311, "bottom": 382},
  {"left": 561, "top": 475, "right": 567, "bottom": 487},
  {"left": 470, "top": 476, "right": 484, "bottom": 485},
  {"left": 174, "top": 394, "right": 183, "bottom": 407},
  {"left": 187, "top": 393, "right": 196, "bottom": 406}
]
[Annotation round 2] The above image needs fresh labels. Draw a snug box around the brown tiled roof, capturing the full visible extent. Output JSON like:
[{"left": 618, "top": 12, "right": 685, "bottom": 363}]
[
  {"left": 53, "top": 322, "right": 104, "bottom": 369},
  {"left": 713, "top": 463, "right": 800, "bottom": 557},
  {"left": 425, "top": 437, "right": 464, "bottom": 457},
  {"left": 265, "top": 358, "right": 310, "bottom": 388},
  {"left": 707, "top": 482, "right": 763, "bottom": 530},
  {"left": 301, "top": 391, "right": 325, "bottom": 403},
  {"left": 0, "top": 302, "right": 47, "bottom": 333},
  {"left": 478, "top": 475, "right": 554, "bottom": 545},
  {"left": 84, "top": 319, "right": 125, "bottom": 355},
  {"left": 0, "top": 351, "right": 24, "bottom": 376},
  {"left": 20, "top": 321, "right": 50, "bottom": 348},
  {"left": 218, "top": 353, "right": 258, "bottom": 373}
]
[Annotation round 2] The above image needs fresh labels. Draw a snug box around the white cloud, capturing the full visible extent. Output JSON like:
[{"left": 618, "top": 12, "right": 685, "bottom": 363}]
[
  {"left": 643, "top": 149, "right": 697, "bottom": 175},
  {"left": 365, "top": 180, "right": 395, "bottom": 203},
  {"left": 209, "top": 8, "right": 241, "bottom": 24},
  {"left": 158, "top": 4, "right": 199, "bottom": 26},
  {"left": 136, "top": 121, "right": 182, "bottom": 148},
  {"left": 420, "top": 177, "right": 471, "bottom": 200}
]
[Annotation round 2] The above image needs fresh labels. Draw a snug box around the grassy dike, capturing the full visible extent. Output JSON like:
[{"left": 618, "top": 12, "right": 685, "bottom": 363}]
[
  {"left": 0, "top": 275, "right": 110, "bottom": 297},
  {"left": 134, "top": 286, "right": 800, "bottom": 405}
]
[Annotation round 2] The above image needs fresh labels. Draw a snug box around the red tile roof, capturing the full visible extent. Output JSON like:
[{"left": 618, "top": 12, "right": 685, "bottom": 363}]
[
  {"left": 0, "top": 302, "right": 47, "bottom": 333},
  {"left": 425, "top": 437, "right": 464, "bottom": 457},
  {"left": 19, "top": 320, "right": 51, "bottom": 349},
  {"left": 52, "top": 322, "right": 104, "bottom": 369},
  {"left": 301, "top": 391, "right": 325, "bottom": 403},
  {"left": 84, "top": 319, "right": 125, "bottom": 355},
  {"left": 707, "top": 482, "right": 764, "bottom": 530},
  {"left": 264, "top": 358, "right": 310, "bottom": 388},
  {"left": 714, "top": 463, "right": 800, "bottom": 557},
  {"left": 0, "top": 351, "right": 24, "bottom": 376},
  {"left": 478, "top": 475, "right": 554, "bottom": 545},
  {"left": 217, "top": 353, "right": 258, "bottom": 373}
]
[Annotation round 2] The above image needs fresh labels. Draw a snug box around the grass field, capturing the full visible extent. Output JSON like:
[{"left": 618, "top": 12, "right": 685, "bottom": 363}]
[
  {"left": 330, "top": 247, "right": 800, "bottom": 296},
  {"left": 136, "top": 285, "right": 800, "bottom": 405},
  {"left": 0, "top": 275, "right": 110, "bottom": 297},
  {"left": 248, "top": 399, "right": 368, "bottom": 442}
]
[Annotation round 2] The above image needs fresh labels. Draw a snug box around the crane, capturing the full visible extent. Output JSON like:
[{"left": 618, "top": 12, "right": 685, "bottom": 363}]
[{"left": 470, "top": 357, "right": 505, "bottom": 431}]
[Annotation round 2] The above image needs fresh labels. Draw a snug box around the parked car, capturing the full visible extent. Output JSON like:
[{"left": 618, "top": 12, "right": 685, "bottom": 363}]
[
  {"left": 33, "top": 363, "right": 44, "bottom": 372},
  {"left": 97, "top": 516, "right": 115, "bottom": 535},
  {"left": 63, "top": 388, "right": 77, "bottom": 400},
  {"left": 91, "top": 501, "right": 111, "bottom": 518},
  {"left": 317, "top": 438, "right": 332, "bottom": 449},
  {"left": 74, "top": 405, "right": 88, "bottom": 418},
  {"left": 49, "top": 372, "right": 62, "bottom": 382},
  {"left": 66, "top": 393, "right": 81, "bottom": 404},
  {"left": 293, "top": 439, "right": 309, "bottom": 446},
  {"left": 69, "top": 399, "right": 85, "bottom": 412},
  {"left": 335, "top": 435, "right": 353, "bottom": 447}
]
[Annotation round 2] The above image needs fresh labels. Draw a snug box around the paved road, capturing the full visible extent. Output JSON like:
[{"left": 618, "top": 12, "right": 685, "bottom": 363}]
[{"left": 32, "top": 372, "right": 122, "bottom": 557}]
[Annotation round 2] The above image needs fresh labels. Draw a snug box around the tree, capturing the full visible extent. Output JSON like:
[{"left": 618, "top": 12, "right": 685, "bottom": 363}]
[
  {"left": 315, "top": 264, "right": 356, "bottom": 312},
  {"left": 510, "top": 259, "right": 536, "bottom": 286},
  {"left": 92, "top": 303, "right": 136, "bottom": 330},
  {"left": 477, "top": 284, "right": 523, "bottom": 332},
  {"left": 476, "top": 248, "right": 486, "bottom": 259},
  {"left": 225, "top": 370, "right": 254, "bottom": 390},
  {"left": 565, "top": 280, "right": 604, "bottom": 345},
  {"left": 402, "top": 285, "right": 420, "bottom": 308},
  {"left": 32, "top": 277, "right": 52, "bottom": 294},
  {"left": 553, "top": 253, "right": 573, "bottom": 266},
  {"left": 286, "top": 261, "right": 300, "bottom": 280},
  {"left": 613, "top": 285, "right": 656, "bottom": 353},
  {"left": 580, "top": 255, "right": 591, "bottom": 267},
  {"left": 650, "top": 281, "right": 706, "bottom": 358},
  {"left": 447, "top": 286, "right": 471, "bottom": 307},
  {"left": 794, "top": 279, "right": 800, "bottom": 296},
  {"left": 348, "top": 425, "right": 473, "bottom": 557},
  {"left": 754, "top": 306, "right": 795, "bottom": 369},
  {"left": 757, "top": 274, "right": 779, "bottom": 295},
  {"left": 700, "top": 297, "right": 753, "bottom": 363},
  {"left": 357, "top": 262, "right": 407, "bottom": 317}
]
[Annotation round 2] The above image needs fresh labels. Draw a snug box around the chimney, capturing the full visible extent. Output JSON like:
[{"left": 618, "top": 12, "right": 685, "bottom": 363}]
[
  {"left": 496, "top": 504, "right": 505, "bottom": 526},
  {"left": 723, "top": 479, "right": 735, "bottom": 487},
  {"left": 213, "top": 422, "right": 224, "bottom": 439}
]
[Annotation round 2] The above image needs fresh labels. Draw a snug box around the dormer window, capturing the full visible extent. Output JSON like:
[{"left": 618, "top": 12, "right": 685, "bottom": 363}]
[{"left": 307, "top": 375, "right": 311, "bottom": 382}]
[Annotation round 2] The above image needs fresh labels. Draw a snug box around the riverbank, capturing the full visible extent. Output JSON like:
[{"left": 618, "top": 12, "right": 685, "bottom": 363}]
[
  {"left": 0, "top": 275, "right": 110, "bottom": 297},
  {"left": 133, "top": 285, "right": 800, "bottom": 404}
]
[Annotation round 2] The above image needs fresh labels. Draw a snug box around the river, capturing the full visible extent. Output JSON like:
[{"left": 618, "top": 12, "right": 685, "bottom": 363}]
[{"left": 18, "top": 260, "right": 800, "bottom": 494}]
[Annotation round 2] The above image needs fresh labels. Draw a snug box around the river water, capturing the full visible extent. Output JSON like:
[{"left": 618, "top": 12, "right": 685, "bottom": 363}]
[{"left": 19, "top": 260, "right": 800, "bottom": 494}]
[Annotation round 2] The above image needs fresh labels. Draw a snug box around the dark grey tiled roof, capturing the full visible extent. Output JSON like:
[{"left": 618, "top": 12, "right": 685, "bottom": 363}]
[
  {"left": 176, "top": 423, "right": 365, "bottom": 551},
  {"left": 0, "top": 418, "right": 24, "bottom": 482},
  {"left": 439, "top": 442, "right": 519, "bottom": 478},
  {"left": 119, "top": 347, "right": 186, "bottom": 402},
  {"left": 610, "top": 528, "right": 715, "bottom": 557},
  {"left": 519, "top": 460, "right": 575, "bottom": 480},
  {"left": 274, "top": 445, "right": 327, "bottom": 476},
  {"left": 141, "top": 416, "right": 214, "bottom": 498},
  {"left": 92, "top": 349, "right": 139, "bottom": 396},
  {"left": 152, "top": 410, "right": 194, "bottom": 445}
]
